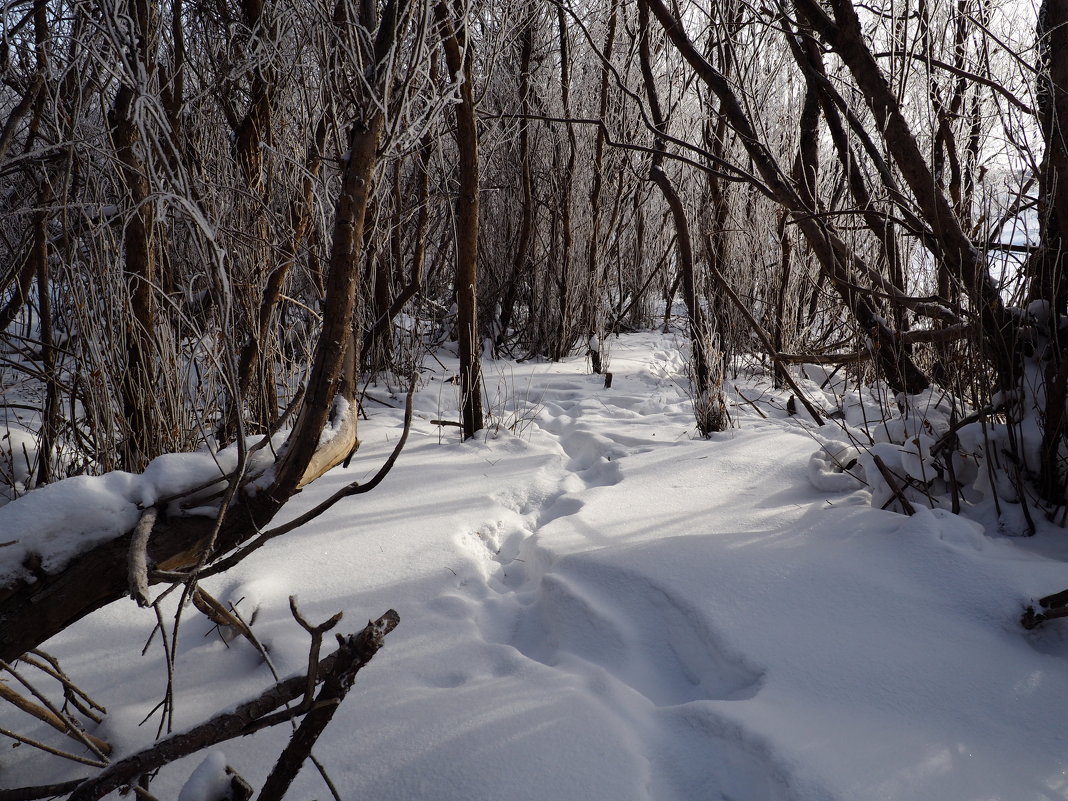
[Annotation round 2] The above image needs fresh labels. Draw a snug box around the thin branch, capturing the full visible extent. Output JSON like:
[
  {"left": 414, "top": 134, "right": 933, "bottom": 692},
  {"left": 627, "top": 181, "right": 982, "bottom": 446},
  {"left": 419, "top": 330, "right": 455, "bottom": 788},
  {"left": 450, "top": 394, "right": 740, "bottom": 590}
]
[
  {"left": 0, "top": 660, "right": 111, "bottom": 761},
  {"left": 200, "top": 372, "right": 417, "bottom": 579},
  {"left": 288, "top": 596, "right": 344, "bottom": 707},
  {"left": 0, "top": 779, "right": 88, "bottom": 801},
  {"left": 0, "top": 726, "right": 107, "bottom": 768},
  {"left": 872, "top": 50, "right": 1035, "bottom": 116}
]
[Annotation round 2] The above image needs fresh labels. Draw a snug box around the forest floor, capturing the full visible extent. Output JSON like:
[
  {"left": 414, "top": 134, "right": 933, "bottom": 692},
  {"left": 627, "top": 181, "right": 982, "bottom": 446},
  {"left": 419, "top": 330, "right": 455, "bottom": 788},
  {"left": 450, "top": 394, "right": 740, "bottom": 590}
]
[{"left": 5, "top": 330, "right": 1068, "bottom": 800}]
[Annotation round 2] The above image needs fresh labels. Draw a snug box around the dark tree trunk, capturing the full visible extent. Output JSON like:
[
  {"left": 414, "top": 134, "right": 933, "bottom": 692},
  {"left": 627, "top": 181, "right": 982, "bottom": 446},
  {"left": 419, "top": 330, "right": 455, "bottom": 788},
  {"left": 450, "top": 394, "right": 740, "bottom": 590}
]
[
  {"left": 437, "top": 2, "right": 483, "bottom": 439},
  {"left": 638, "top": 3, "right": 723, "bottom": 434},
  {"left": 1034, "top": 0, "right": 1068, "bottom": 502},
  {"left": 641, "top": 0, "right": 930, "bottom": 396}
]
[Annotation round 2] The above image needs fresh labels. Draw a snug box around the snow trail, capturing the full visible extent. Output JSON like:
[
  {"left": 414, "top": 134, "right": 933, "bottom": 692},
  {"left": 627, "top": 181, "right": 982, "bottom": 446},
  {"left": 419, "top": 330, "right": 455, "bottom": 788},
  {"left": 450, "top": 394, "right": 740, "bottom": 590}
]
[
  {"left": 461, "top": 340, "right": 800, "bottom": 801},
  {"left": 10, "top": 332, "right": 1068, "bottom": 801}
]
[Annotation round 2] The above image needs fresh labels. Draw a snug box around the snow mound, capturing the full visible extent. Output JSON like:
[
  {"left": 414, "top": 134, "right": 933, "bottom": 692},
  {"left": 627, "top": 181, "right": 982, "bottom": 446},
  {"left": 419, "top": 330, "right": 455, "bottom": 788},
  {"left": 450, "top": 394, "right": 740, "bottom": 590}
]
[{"left": 808, "top": 444, "right": 865, "bottom": 492}]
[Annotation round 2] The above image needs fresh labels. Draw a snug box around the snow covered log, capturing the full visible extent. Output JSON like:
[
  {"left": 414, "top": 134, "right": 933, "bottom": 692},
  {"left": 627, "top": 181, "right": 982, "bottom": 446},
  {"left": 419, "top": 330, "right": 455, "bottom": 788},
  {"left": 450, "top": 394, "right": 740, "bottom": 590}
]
[
  {"left": 0, "top": 379, "right": 412, "bottom": 663},
  {"left": 0, "top": 2, "right": 408, "bottom": 662},
  {"left": 0, "top": 495, "right": 266, "bottom": 663}
]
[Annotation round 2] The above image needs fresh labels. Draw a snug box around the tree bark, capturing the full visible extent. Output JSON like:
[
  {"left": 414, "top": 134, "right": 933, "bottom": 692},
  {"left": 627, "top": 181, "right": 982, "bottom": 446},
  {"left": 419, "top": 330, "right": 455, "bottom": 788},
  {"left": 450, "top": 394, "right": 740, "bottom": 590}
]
[
  {"left": 437, "top": 1, "right": 483, "bottom": 439},
  {"left": 1033, "top": 0, "right": 1068, "bottom": 502}
]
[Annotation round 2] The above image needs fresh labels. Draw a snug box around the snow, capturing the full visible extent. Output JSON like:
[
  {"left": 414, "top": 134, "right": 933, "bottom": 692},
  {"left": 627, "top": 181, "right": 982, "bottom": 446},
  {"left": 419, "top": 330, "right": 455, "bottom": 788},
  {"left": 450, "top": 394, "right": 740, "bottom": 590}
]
[
  {"left": 318, "top": 395, "right": 351, "bottom": 447},
  {"left": 4, "top": 331, "right": 1068, "bottom": 800},
  {"left": 177, "top": 751, "right": 232, "bottom": 801}
]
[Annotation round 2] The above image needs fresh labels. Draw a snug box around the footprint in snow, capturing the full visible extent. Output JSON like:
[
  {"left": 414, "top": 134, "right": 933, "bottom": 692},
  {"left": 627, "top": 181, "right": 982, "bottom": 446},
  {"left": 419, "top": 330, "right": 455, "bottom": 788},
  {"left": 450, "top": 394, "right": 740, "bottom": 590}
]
[{"left": 488, "top": 555, "right": 764, "bottom": 708}]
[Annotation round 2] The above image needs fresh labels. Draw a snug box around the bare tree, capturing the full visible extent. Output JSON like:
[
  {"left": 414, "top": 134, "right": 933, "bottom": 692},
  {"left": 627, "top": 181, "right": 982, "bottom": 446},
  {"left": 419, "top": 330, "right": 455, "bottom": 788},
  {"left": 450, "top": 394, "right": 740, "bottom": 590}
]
[{"left": 436, "top": 0, "right": 484, "bottom": 439}]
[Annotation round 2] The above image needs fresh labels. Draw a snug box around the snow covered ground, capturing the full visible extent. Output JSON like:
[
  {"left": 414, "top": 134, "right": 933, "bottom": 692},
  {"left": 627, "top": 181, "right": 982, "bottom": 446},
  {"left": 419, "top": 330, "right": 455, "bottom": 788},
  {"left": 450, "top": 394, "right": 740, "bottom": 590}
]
[{"left": 5, "top": 330, "right": 1068, "bottom": 800}]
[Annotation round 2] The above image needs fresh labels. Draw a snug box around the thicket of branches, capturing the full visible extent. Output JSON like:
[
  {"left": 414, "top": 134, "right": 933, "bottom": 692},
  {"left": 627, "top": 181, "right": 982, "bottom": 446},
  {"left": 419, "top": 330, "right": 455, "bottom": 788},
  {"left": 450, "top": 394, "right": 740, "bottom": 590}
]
[{"left": 2, "top": 0, "right": 1068, "bottom": 795}]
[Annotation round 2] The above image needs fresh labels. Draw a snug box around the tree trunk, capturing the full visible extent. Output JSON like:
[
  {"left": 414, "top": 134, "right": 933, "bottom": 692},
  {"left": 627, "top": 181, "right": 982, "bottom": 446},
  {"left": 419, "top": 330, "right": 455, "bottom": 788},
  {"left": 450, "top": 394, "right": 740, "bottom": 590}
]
[
  {"left": 1034, "top": 0, "right": 1068, "bottom": 502},
  {"left": 641, "top": 0, "right": 930, "bottom": 396},
  {"left": 638, "top": 3, "right": 724, "bottom": 434},
  {"left": 437, "top": 1, "right": 483, "bottom": 439}
]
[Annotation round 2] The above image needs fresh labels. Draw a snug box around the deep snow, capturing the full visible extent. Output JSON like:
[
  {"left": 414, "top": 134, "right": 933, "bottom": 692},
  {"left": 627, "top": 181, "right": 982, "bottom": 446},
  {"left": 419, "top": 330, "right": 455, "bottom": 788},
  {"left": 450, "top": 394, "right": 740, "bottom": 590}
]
[{"left": 3, "top": 331, "right": 1068, "bottom": 800}]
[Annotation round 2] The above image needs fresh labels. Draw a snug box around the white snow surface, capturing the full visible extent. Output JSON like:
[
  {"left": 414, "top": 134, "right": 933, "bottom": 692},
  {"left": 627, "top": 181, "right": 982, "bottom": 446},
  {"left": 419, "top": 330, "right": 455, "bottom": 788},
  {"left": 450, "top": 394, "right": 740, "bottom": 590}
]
[
  {"left": 4, "top": 331, "right": 1068, "bottom": 800},
  {"left": 177, "top": 751, "right": 231, "bottom": 801}
]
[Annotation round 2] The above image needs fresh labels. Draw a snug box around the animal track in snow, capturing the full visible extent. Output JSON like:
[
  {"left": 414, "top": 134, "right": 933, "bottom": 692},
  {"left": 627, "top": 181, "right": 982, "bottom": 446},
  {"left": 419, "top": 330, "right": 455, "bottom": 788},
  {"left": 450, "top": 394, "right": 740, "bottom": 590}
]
[
  {"left": 468, "top": 392, "right": 764, "bottom": 711},
  {"left": 449, "top": 355, "right": 787, "bottom": 800}
]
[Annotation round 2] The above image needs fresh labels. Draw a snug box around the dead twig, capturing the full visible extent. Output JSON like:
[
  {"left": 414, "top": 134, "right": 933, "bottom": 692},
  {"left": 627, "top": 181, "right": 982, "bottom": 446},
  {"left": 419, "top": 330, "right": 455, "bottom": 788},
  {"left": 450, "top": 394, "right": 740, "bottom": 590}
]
[
  {"left": 23, "top": 650, "right": 106, "bottom": 723},
  {"left": 201, "top": 374, "right": 416, "bottom": 579},
  {"left": 731, "top": 386, "right": 768, "bottom": 419},
  {"left": 256, "top": 611, "right": 400, "bottom": 801},
  {"left": 870, "top": 454, "right": 917, "bottom": 516},
  {"left": 191, "top": 586, "right": 256, "bottom": 646},
  {"left": 288, "top": 596, "right": 344, "bottom": 707},
  {"left": 0, "top": 725, "right": 107, "bottom": 768},
  {"left": 0, "top": 660, "right": 111, "bottom": 760}
]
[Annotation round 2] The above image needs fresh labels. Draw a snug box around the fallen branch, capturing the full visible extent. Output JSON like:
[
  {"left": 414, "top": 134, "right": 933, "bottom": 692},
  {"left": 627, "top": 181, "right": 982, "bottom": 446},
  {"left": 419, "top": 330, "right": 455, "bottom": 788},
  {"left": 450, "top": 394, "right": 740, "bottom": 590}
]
[
  {"left": 200, "top": 377, "right": 415, "bottom": 580},
  {"left": 0, "top": 376, "right": 414, "bottom": 663},
  {"left": 256, "top": 612, "right": 398, "bottom": 801},
  {"left": 65, "top": 610, "right": 399, "bottom": 801},
  {"left": 777, "top": 350, "right": 868, "bottom": 365},
  {"left": 288, "top": 596, "right": 343, "bottom": 707},
  {"left": 0, "top": 660, "right": 111, "bottom": 760},
  {"left": 0, "top": 725, "right": 107, "bottom": 768},
  {"left": 0, "top": 779, "right": 87, "bottom": 801},
  {"left": 1021, "top": 588, "right": 1068, "bottom": 629},
  {"left": 0, "top": 682, "right": 110, "bottom": 758},
  {"left": 430, "top": 419, "right": 464, "bottom": 428},
  {"left": 23, "top": 650, "right": 106, "bottom": 723}
]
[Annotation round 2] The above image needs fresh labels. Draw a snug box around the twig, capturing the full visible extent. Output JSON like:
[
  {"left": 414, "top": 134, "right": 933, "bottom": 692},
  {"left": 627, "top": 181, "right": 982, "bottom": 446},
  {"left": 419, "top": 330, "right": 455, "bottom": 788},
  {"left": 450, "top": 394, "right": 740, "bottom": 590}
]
[
  {"left": 363, "top": 392, "right": 398, "bottom": 408},
  {"left": 200, "top": 376, "right": 416, "bottom": 579},
  {"left": 731, "top": 386, "right": 768, "bottom": 419},
  {"left": 0, "top": 681, "right": 110, "bottom": 756},
  {"left": 309, "top": 753, "right": 344, "bottom": 801},
  {"left": 146, "top": 602, "right": 176, "bottom": 737},
  {"left": 24, "top": 650, "right": 106, "bottom": 721},
  {"left": 0, "top": 660, "right": 111, "bottom": 761},
  {"left": 288, "top": 596, "right": 343, "bottom": 707},
  {"left": 229, "top": 603, "right": 280, "bottom": 681},
  {"left": 930, "top": 404, "right": 1004, "bottom": 456},
  {"left": 255, "top": 611, "right": 401, "bottom": 801},
  {"left": 130, "top": 784, "right": 165, "bottom": 801},
  {"left": 870, "top": 454, "right": 916, "bottom": 516},
  {"left": 0, "top": 726, "right": 107, "bottom": 768},
  {"left": 191, "top": 587, "right": 256, "bottom": 646}
]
